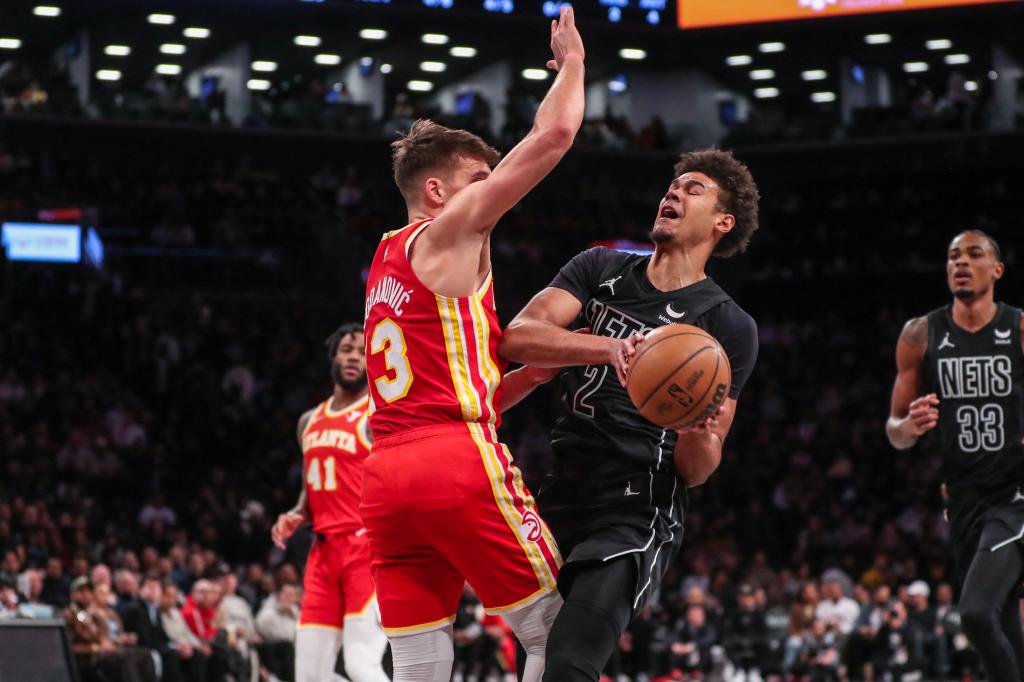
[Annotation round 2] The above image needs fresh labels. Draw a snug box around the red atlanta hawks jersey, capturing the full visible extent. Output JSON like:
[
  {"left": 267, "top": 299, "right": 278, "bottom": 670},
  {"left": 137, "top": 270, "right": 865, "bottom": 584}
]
[
  {"left": 364, "top": 220, "right": 505, "bottom": 440},
  {"left": 301, "top": 395, "right": 372, "bottom": 535}
]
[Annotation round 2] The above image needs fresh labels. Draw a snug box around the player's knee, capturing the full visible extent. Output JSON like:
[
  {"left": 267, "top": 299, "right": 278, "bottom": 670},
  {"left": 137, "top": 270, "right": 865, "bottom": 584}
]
[
  {"left": 543, "top": 646, "right": 600, "bottom": 682},
  {"left": 961, "top": 602, "right": 1001, "bottom": 638},
  {"left": 506, "top": 591, "right": 562, "bottom": 654},
  {"left": 343, "top": 651, "right": 382, "bottom": 682},
  {"left": 389, "top": 627, "right": 454, "bottom": 682}
]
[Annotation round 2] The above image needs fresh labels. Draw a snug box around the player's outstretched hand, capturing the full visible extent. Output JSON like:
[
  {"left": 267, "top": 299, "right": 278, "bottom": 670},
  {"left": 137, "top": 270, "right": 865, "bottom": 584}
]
[
  {"left": 677, "top": 405, "right": 725, "bottom": 435},
  {"left": 906, "top": 393, "right": 940, "bottom": 436},
  {"left": 271, "top": 511, "right": 305, "bottom": 549},
  {"left": 610, "top": 332, "right": 645, "bottom": 387},
  {"left": 546, "top": 6, "right": 585, "bottom": 72}
]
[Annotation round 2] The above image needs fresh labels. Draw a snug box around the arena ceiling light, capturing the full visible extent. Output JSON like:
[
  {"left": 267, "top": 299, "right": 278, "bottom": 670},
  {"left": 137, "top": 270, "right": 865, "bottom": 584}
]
[
  {"left": 965, "top": 80, "right": 978, "bottom": 91},
  {"left": 619, "top": 48, "right": 647, "bottom": 60},
  {"left": 421, "top": 33, "right": 449, "bottom": 45},
  {"left": 945, "top": 53, "right": 970, "bottom": 65},
  {"left": 726, "top": 55, "right": 752, "bottom": 66},
  {"left": 903, "top": 61, "right": 929, "bottom": 73},
  {"left": 450, "top": 46, "right": 477, "bottom": 58},
  {"left": 380, "top": 63, "right": 393, "bottom": 74},
  {"left": 156, "top": 64, "right": 182, "bottom": 76},
  {"left": 160, "top": 43, "right": 186, "bottom": 55},
  {"left": 147, "top": 13, "right": 175, "bottom": 25},
  {"left": 96, "top": 69, "right": 121, "bottom": 81},
  {"left": 294, "top": 35, "right": 321, "bottom": 47},
  {"left": 608, "top": 77, "right": 627, "bottom": 94},
  {"left": 314, "top": 53, "right": 341, "bottom": 65},
  {"left": 758, "top": 42, "right": 785, "bottom": 53},
  {"left": 801, "top": 69, "right": 827, "bottom": 81},
  {"left": 104, "top": 44, "right": 130, "bottom": 57},
  {"left": 251, "top": 60, "right": 278, "bottom": 72},
  {"left": 359, "top": 28, "right": 388, "bottom": 40},
  {"left": 0, "top": 38, "right": 23, "bottom": 50},
  {"left": 247, "top": 79, "right": 271, "bottom": 91},
  {"left": 864, "top": 33, "right": 892, "bottom": 45},
  {"left": 754, "top": 87, "right": 779, "bottom": 99},
  {"left": 183, "top": 27, "right": 210, "bottom": 39},
  {"left": 925, "top": 38, "right": 952, "bottom": 50},
  {"left": 420, "top": 61, "right": 447, "bottom": 73},
  {"left": 522, "top": 68, "right": 549, "bottom": 81},
  {"left": 749, "top": 69, "right": 775, "bottom": 80},
  {"left": 407, "top": 80, "right": 434, "bottom": 92},
  {"left": 33, "top": 6, "right": 61, "bottom": 17},
  {"left": 811, "top": 91, "right": 836, "bottom": 103}
]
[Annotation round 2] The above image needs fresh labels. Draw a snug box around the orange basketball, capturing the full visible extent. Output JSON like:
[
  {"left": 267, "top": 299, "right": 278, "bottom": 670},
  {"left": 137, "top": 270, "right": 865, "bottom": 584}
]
[{"left": 625, "top": 323, "right": 732, "bottom": 430}]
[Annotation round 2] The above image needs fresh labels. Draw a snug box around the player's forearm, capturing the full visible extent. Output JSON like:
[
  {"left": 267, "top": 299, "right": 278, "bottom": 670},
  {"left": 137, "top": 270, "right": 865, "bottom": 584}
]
[
  {"left": 674, "top": 432, "right": 722, "bottom": 487},
  {"left": 885, "top": 416, "right": 918, "bottom": 450},
  {"left": 289, "top": 490, "right": 310, "bottom": 520},
  {"left": 499, "top": 367, "right": 548, "bottom": 413},
  {"left": 501, "top": 318, "right": 610, "bottom": 367},
  {"left": 531, "top": 55, "right": 585, "bottom": 141}
]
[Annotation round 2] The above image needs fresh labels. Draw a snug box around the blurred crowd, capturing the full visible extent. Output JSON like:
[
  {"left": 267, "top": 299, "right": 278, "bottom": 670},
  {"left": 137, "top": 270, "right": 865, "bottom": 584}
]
[{"left": 1, "top": 122, "right": 1022, "bottom": 682}]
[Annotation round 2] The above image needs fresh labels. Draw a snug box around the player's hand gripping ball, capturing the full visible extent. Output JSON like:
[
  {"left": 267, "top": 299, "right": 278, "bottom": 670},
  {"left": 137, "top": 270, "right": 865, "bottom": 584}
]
[{"left": 626, "top": 324, "right": 732, "bottom": 430}]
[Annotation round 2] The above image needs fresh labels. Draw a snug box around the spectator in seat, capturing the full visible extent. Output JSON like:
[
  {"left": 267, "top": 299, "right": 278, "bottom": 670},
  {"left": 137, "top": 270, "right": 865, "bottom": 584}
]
[
  {"left": 255, "top": 582, "right": 299, "bottom": 682},
  {"left": 906, "top": 580, "right": 946, "bottom": 679},
  {"left": 846, "top": 583, "right": 891, "bottom": 680},
  {"left": 160, "top": 581, "right": 216, "bottom": 682},
  {"left": 668, "top": 603, "right": 718, "bottom": 677},
  {"left": 722, "top": 583, "right": 768, "bottom": 680},
  {"left": 815, "top": 577, "right": 860, "bottom": 637},
  {"left": 872, "top": 600, "right": 921, "bottom": 682}
]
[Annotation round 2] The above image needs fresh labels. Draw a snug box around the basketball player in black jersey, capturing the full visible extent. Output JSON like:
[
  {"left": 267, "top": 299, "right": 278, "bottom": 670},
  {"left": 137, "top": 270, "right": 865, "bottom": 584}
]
[
  {"left": 887, "top": 230, "right": 1024, "bottom": 682},
  {"left": 500, "top": 149, "right": 760, "bottom": 681}
]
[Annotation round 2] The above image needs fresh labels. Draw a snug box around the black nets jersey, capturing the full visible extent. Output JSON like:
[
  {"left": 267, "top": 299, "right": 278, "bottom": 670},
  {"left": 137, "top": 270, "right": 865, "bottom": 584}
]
[
  {"left": 923, "top": 303, "right": 1024, "bottom": 495},
  {"left": 538, "top": 247, "right": 759, "bottom": 522}
]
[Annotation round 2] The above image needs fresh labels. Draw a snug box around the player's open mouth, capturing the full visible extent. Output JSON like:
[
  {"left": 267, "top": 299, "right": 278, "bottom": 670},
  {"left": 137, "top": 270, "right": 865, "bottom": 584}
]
[
  {"left": 954, "top": 272, "right": 971, "bottom": 284},
  {"left": 659, "top": 206, "right": 679, "bottom": 220}
]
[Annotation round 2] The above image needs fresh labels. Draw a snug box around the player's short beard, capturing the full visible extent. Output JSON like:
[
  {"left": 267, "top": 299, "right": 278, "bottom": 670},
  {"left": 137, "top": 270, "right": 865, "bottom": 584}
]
[
  {"left": 649, "top": 226, "right": 673, "bottom": 244},
  {"left": 331, "top": 362, "right": 367, "bottom": 391},
  {"left": 953, "top": 288, "right": 976, "bottom": 299}
]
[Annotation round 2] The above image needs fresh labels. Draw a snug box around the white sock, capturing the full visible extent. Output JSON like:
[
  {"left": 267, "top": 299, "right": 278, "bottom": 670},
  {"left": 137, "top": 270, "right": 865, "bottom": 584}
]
[
  {"left": 295, "top": 626, "right": 349, "bottom": 682},
  {"left": 501, "top": 590, "right": 562, "bottom": 682},
  {"left": 389, "top": 624, "right": 455, "bottom": 682}
]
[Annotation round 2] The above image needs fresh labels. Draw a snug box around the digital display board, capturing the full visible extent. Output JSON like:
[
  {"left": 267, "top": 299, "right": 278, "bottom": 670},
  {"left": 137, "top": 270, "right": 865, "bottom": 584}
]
[
  {"left": 2, "top": 223, "right": 81, "bottom": 263},
  {"left": 677, "top": 0, "right": 1016, "bottom": 29},
  {"left": 315, "top": 0, "right": 671, "bottom": 26}
]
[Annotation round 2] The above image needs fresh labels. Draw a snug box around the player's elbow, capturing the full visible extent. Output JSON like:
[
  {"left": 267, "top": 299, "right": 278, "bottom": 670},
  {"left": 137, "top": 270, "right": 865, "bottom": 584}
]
[{"left": 528, "top": 123, "right": 576, "bottom": 155}]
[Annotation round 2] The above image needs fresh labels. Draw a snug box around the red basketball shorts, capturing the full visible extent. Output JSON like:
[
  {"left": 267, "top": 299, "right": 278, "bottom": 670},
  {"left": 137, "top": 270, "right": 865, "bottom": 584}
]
[
  {"left": 298, "top": 531, "right": 377, "bottom": 631},
  {"left": 360, "top": 422, "right": 562, "bottom": 635}
]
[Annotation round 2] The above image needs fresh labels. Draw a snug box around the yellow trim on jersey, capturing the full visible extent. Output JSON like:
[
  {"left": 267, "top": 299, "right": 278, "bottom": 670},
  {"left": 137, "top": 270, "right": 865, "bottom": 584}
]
[
  {"left": 297, "top": 622, "right": 344, "bottom": 632},
  {"left": 436, "top": 296, "right": 483, "bottom": 421},
  {"left": 323, "top": 394, "right": 370, "bottom": 419},
  {"left": 379, "top": 220, "right": 427, "bottom": 242},
  {"left": 483, "top": 586, "right": 553, "bottom": 615},
  {"left": 382, "top": 614, "right": 456, "bottom": 635},
  {"left": 404, "top": 221, "right": 433, "bottom": 258},
  {"left": 467, "top": 422, "right": 557, "bottom": 593},
  {"left": 468, "top": 293, "right": 499, "bottom": 422},
  {"left": 344, "top": 593, "right": 378, "bottom": 620}
]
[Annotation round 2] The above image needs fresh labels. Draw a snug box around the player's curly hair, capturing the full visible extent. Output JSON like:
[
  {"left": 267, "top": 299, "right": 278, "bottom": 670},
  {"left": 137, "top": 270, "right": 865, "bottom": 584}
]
[
  {"left": 673, "top": 149, "right": 760, "bottom": 257},
  {"left": 391, "top": 119, "right": 501, "bottom": 202},
  {"left": 325, "top": 322, "right": 363, "bottom": 363}
]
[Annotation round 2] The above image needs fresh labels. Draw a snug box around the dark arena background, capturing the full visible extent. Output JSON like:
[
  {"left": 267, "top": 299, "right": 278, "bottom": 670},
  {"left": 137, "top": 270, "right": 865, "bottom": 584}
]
[{"left": 2, "top": 0, "right": 1024, "bottom": 680}]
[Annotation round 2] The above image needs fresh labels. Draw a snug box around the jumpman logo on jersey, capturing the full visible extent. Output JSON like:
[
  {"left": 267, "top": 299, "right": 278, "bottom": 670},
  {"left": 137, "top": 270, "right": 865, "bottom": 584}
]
[
  {"left": 938, "top": 333, "right": 956, "bottom": 350},
  {"left": 600, "top": 276, "right": 622, "bottom": 296},
  {"left": 624, "top": 481, "right": 640, "bottom": 496}
]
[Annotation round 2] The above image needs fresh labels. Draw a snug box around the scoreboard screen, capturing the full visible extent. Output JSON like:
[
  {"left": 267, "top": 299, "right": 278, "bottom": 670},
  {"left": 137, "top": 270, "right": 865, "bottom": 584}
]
[
  {"left": 309, "top": 0, "right": 672, "bottom": 27},
  {"left": 677, "top": 0, "right": 1017, "bottom": 29}
]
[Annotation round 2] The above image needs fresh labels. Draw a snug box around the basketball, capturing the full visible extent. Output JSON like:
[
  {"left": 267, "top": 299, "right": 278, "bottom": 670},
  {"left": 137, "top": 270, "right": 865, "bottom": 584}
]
[{"left": 626, "top": 324, "right": 732, "bottom": 430}]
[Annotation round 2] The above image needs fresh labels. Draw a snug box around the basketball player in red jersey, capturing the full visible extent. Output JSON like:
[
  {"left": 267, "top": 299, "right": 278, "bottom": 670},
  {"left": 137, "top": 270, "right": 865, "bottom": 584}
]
[
  {"left": 271, "top": 323, "right": 389, "bottom": 682},
  {"left": 363, "top": 8, "right": 628, "bottom": 681}
]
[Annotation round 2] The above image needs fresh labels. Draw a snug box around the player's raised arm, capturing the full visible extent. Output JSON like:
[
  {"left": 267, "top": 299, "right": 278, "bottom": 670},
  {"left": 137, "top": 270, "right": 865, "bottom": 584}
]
[
  {"left": 886, "top": 316, "right": 939, "bottom": 450},
  {"left": 501, "top": 286, "right": 644, "bottom": 385},
  {"left": 429, "top": 7, "right": 585, "bottom": 241}
]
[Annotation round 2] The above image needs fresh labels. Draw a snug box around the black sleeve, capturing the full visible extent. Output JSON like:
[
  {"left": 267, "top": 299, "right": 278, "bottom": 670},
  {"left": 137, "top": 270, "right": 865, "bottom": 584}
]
[
  {"left": 548, "top": 247, "right": 614, "bottom": 305},
  {"left": 704, "top": 302, "right": 758, "bottom": 400}
]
